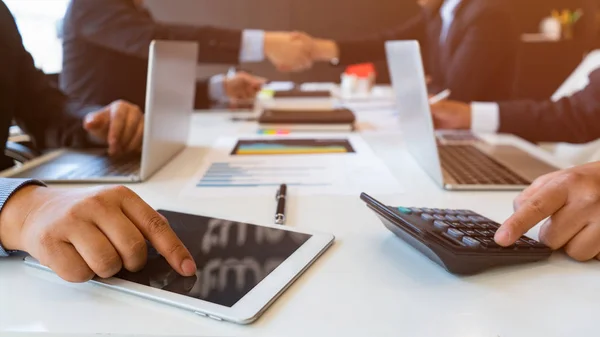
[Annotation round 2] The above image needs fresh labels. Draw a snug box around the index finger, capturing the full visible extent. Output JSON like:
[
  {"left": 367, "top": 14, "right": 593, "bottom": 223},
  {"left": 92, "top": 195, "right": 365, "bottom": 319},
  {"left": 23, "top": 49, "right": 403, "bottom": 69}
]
[
  {"left": 495, "top": 181, "right": 568, "bottom": 246},
  {"left": 513, "top": 171, "right": 561, "bottom": 211},
  {"left": 118, "top": 188, "right": 196, "bottom": 277}
]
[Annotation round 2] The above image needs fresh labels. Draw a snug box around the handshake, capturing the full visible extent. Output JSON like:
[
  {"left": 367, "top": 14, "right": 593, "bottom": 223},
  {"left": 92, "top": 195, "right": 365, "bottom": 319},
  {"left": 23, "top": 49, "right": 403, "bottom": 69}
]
[{"left": 263, "top": 31, "right": 339, "bottom": 72}]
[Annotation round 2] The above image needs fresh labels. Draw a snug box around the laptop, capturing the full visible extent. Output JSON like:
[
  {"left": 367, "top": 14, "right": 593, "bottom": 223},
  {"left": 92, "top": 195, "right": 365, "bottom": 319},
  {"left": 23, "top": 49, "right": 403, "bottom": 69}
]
[
  {"left": 385, "top": 40, "right": 558, "bottom": 190},
  {"left": 0, "top": 40, "right": 197, "bottom": 183}
]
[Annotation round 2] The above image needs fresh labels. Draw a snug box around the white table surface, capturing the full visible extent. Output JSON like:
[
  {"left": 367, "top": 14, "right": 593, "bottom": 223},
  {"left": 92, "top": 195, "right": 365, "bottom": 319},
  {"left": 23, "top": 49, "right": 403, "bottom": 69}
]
[{"left": 1, "top": 106, "right": 599, "bottom": 337}]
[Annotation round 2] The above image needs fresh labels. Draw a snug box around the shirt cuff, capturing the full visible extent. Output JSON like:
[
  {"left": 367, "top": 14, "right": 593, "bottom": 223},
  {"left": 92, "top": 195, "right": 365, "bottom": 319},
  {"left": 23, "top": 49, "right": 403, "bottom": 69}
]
[
  {"left": 240, "top": 30, "right": 265, "bottom": 63},
  {"left": 0, "top": 179, "right": 46, "bottom": 257},
  {"left": 208, "top": 74, "right": 227, "bottom": 102},
  {"left": 471, "top": 102, "right": 500, "bottom": 133}
]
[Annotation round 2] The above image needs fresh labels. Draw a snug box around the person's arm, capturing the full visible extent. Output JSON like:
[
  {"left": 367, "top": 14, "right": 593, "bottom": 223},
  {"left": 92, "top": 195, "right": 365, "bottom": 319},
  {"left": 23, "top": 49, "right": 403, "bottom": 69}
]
[
  {"left": 497, "top": 70, "right": 600, "bottom": 144},
  {"left": 70, "top": 0, "right": 243, "bottom": 64},
  {"left": 443, "top": 8, "right": 519, "bottom": 102},
  {"left": 318, "top": 11, "right": 428, "bottom": 65}
]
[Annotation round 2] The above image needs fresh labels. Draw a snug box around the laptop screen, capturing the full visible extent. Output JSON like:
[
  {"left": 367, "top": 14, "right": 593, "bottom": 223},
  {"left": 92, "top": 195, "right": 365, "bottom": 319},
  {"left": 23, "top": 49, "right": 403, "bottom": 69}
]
[{"left": 385, "top": 40, "right": 444, "bottom": 186}]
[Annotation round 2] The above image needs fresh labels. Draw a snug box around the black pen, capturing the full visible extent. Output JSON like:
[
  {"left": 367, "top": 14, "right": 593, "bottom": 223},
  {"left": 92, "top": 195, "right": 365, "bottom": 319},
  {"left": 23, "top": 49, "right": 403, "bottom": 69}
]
[{"left": 275, "top": 184, "right": 287, "bottom": 225}]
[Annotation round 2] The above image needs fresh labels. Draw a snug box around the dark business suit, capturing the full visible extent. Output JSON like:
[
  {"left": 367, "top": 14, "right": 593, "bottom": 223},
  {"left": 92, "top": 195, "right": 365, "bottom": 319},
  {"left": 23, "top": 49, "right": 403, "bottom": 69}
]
[
  {"left": 498, "top": 69, "right": 600, "bottom": 144},
  {"left": 336, "top": 0, "right": 519, "bottom": 103},
  {"left": 0, "top": 2, "right": 96, "bottom": 171},
  {"left": 60, "top": 0, "right": 243, "bottom": 110}
]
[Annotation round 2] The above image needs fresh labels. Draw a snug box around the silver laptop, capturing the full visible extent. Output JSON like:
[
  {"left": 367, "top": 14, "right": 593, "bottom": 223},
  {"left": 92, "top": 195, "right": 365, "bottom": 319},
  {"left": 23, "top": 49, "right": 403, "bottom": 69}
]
[
  {"left": 0, "top": 40, "right": 197, "bottom": 183},
  {"left": 385, "top": 40, "right": 558, "bottom": 190}
]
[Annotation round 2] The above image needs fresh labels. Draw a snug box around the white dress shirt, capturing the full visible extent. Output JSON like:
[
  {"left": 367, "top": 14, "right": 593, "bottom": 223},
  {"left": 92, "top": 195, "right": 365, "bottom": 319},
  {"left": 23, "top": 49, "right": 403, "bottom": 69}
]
[
  {"left": 208, "top": 30, "right": 265, "bottom": 101},
  {"left": 439, "top": 0, "right": 463, "bottom": 44},
  {"left": 471, "top": 102, "right": 501, "bottom": 132}
]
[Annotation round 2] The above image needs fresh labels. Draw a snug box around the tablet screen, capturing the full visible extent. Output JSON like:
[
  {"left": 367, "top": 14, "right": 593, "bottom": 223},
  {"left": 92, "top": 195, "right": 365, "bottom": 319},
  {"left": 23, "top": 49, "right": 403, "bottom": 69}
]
[{"left": 116, "top": 210, "right": 312, "bottom": 307}]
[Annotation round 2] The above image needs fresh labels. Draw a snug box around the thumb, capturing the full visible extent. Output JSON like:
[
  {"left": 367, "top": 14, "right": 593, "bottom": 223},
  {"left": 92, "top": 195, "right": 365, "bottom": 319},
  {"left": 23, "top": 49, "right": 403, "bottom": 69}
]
[{"left": 84, "top": 108, "right": 110, "bottom": 132}]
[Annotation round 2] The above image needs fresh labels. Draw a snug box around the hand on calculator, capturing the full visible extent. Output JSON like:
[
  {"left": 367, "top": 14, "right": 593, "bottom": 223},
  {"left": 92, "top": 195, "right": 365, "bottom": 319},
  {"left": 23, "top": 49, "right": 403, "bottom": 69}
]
[{"left": 497, "top": 162, "right": 600, "bottom": 262}]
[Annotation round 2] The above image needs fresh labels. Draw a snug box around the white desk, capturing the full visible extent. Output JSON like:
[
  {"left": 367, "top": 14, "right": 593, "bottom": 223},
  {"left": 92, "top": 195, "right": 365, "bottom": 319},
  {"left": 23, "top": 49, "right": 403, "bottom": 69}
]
[{"left": 1, "top": 107, "right": 599, "bottom": 337}]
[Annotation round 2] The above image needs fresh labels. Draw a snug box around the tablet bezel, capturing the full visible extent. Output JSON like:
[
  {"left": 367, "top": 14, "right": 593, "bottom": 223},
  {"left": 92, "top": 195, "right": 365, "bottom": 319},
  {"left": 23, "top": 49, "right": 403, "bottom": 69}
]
[{"left": 23, "top": 223, "right": 334, "bottom": 325}]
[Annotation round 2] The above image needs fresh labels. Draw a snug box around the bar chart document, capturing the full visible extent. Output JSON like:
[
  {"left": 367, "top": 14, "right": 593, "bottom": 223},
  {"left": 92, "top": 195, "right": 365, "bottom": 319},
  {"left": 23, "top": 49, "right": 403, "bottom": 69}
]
[{"left": 183, "top": 135, "right": 403, "bottom": 197}]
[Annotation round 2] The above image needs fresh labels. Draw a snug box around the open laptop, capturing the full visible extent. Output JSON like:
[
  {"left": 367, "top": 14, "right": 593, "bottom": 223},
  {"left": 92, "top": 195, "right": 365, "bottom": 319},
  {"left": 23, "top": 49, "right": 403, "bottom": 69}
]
[
  {"left": 385, "top": 40, "right": 558, "bottom": 190},
  {"left": 0, "top": 40, "right": 197, "bottom": 183}
]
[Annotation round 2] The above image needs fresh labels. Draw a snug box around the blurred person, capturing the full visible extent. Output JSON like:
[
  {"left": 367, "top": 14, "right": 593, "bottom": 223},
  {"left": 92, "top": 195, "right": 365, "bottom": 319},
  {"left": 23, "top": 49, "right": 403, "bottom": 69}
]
[
  {"left": 0, "top": 1, "right": 144, "bottom": 161},
  {"left": 0, "top": 1, "right": 196, "bottom": 284},
  {"left": 305, "top": 0, "right": 519, "bottom": 103},
  {"left": 430, "top": 68, "right": 600, "bottom": 145},
  {"left": 60, "top": 0, "right": 312, "bottom": 110}
]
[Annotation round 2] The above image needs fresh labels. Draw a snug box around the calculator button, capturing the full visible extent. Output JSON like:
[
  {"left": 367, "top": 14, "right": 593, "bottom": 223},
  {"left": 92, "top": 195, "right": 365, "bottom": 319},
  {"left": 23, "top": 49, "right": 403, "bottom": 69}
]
[
  {"left": 421, "top": 213, "right": 434, "bottom": 221},
  {"left": 476, "top": 238, "right": 500, "bottom": 248},
  {"left": 522, "top": 238, "right": 546, "bottom": 248},
  {"left": 478, "top": 222, "right": 500, "bottom": 229},
  {"left": 433, "top": 220, "right": 450, "bottom": 231},
  {"left": 457, "top": 215, "right": 470, "bottom": 222},
  {"left": 432, "top": 208, "right": 444, "bottom": 214},
  {"left": 422, "top": 208, "right": 435, "bottom": 214},
  {"left": 433, "top": 214, "right": 446, "bottom": 220},
  {"left": 476, "top": 229, "right": 495, "bottom": 237},
  {"left": 477, "top": 223, "right": 494, "bottom": 230},
  {"left": 444, "top": 209, "right": 458, "bottom": 215},
  {"left": 451, "top": 222, "right": 466, "bottom": 229},
  {"left": 468, "top": 215, "right": 488, "bottom": 223},
  {"left": 462, "top": 222, "right": 477, "bottom": 229},
  {"left": 447, "top": 228, "right": 464, "bottom": 239},
  {"left": 410, "top": 207, "right": 422, "bottom": 213},
  {"left": 444, "top": 214, "right": 459, "bottom": 222},
  {"left": 461, "top": 229, "right": 478, "bottom": 236},
  {"left": 441, "top": 232, "right": 466, "bottom": 246},
  {"left": 515, "top": 240, "right": 532, "bottom": 248},
  {"left": 456, "top": 210, "right": 473, "bottom": 215},
  {"left": 462, "top": 236, "right": 481, "bottom": 248},
  {"left": 397, "top": 207, "right": 412, "bottom": 214},
  {"left": 484, "top": 222, "right": 500, "bottom": 229}
]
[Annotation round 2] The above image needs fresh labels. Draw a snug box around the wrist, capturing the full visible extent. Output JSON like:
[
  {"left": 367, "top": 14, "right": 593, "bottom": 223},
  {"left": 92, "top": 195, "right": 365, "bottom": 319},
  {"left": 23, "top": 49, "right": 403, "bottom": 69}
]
[
  {"left": 465, "top": 105, "right": 473, "bottom": 129},
  {"left": 263, "top": 32, "right": 281, "bottom": 57},
  {"left": 0, "top": 185, "right": 45, "bottom": 251},
  {"left": 314, "top": 40, "right": 339, "bottom": 62}
]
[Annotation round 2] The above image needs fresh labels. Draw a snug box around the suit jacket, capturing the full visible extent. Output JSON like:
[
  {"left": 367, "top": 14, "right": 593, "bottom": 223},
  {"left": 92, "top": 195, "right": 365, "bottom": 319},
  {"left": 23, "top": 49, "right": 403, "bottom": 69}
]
[
  {"left": 0, "top": 3, "right": 96, "bottom": 170},
  {"left": 60, "top": 0, "right": 243, "bottom": 110},
  {"left": 336, "top": 0, "right": 519, "bottom": 103},
  {"left": 498, "top": 68, "right": 600, "bottom": 144}
]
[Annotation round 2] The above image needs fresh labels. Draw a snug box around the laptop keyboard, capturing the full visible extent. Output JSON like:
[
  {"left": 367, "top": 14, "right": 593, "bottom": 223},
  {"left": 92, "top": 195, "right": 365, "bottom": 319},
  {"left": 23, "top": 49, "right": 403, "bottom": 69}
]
[
  {"left": 58, "top": 155, "right": 141, "bottom": 179},
  {"left": 438, "top": 145, "right": 530, "bottom": 185}
]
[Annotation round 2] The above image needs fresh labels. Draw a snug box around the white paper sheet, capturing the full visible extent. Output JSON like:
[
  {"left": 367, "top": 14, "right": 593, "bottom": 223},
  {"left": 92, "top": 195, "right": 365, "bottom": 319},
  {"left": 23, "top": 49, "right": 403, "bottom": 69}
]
[{"left": 182, "top": 135, "right": 403, "bottom": 197}]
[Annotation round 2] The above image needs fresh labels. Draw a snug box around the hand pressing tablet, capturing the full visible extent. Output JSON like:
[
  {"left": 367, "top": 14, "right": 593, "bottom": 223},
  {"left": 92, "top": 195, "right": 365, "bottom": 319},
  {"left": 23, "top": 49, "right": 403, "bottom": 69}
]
[{"left": 24, "top": 210, "right": 334, "bottom": 324}]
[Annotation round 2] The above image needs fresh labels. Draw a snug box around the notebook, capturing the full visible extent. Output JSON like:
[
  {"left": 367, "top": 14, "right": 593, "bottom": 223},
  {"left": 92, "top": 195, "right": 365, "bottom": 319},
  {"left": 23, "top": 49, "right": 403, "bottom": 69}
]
[
  {"left": 258, "top": 108, "right": 356, "bottom": 131},
  {"left": 273, "top": 90, "right": 332, "bottom": 98}
]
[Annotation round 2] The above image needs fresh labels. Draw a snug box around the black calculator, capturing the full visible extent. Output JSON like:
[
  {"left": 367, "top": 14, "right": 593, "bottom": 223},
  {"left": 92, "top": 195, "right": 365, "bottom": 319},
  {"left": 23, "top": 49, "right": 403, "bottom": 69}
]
[{"left": 360, "top": 193, "right": 552, "bottom": 275}]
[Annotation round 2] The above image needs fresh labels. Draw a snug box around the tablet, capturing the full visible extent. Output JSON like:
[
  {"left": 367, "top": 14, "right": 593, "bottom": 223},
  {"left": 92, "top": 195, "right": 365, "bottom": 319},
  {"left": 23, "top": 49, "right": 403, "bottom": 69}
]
[{"left": 23, "top": 210, "right": 334, "bottom": 324}]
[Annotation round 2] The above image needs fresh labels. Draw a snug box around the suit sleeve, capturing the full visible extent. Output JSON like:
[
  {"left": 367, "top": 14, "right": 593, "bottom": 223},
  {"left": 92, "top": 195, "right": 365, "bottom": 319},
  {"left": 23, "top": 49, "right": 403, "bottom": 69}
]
[
  {"left": 444, "top": 8, "right": 518, "bottom": 102},
  {"left": 0, "top": 178, "right": 46, "bottom": 257},
  {"left": 498, "top": 70, "right": 600, "bottom": 144},
  {"left": 69, "top": 0, "right": 242, "bottom": 64},
  {"left": 10, "top": 15, "right": 99, "bottom": 150},
  {"left": 335, "top": 11, "right": 428, "bottom": 65},
  {"left": 194, "top": 81, "right": 211, "bottom": 110}
]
